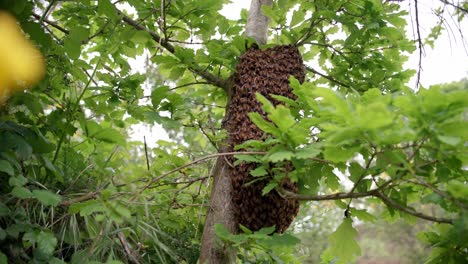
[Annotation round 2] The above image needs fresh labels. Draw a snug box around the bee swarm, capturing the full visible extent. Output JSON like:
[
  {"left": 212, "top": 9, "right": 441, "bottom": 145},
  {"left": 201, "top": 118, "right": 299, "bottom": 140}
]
[{"left": 223, "top": 45, "right": 305, "bottom": 233}]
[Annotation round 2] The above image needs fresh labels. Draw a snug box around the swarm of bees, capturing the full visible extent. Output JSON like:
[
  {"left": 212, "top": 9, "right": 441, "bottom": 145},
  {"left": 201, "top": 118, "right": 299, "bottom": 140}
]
[{"left": 223, "top": 45, "right": 305, "bottom": 233}]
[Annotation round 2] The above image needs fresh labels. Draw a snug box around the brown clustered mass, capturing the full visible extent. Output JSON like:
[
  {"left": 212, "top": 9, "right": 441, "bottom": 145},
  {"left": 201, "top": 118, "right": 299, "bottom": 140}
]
[{"left": 223, "top": 45, "right": 305, "bottom": 233}]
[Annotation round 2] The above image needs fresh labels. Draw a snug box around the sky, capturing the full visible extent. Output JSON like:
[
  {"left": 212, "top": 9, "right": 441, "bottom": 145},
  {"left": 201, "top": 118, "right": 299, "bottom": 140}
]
[{"left": 130, "top": 1, "right": 468, "bottom": 146}]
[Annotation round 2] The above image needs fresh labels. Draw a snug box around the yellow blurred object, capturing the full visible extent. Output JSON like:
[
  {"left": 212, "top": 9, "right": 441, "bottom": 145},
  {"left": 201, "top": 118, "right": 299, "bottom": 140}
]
[{"left": 0, "top": 11, "right": 45, "bottom": 104}]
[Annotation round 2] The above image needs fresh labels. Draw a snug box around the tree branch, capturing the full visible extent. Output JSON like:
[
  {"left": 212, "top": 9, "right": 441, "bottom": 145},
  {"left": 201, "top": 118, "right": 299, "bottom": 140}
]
[
  {"left": 131, "top": 151, "right": 266, "bottom": 201},
  {"left": 116, "top": 9, "right": 230, "bottom": 91},
  {"left": 305, "top": 66, "right": 350, "bottom": 88},
  {"left": 279, "top": 188, "right": 454, "bottom": 224},
  {"left": 414, "top": 0, "right": 423, "bottom": 89},
  {"left": 373, "top": 191, "right": 454, "bottom": 224}
]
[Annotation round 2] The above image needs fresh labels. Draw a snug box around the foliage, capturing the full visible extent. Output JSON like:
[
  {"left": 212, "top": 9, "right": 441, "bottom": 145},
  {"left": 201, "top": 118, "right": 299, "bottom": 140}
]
[
  {"left": 0, "top": 0, "right": 467, "bottom": 263},
  {"left": 214, "top": 224, "right": 301, "bottom": 263}
]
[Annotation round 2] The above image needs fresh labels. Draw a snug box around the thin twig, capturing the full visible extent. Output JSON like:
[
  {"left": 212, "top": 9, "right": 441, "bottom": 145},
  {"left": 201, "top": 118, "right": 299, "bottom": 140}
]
[
  {"left": 414, "top": 0, "right": 423, "bottom": 89},
  {"left": 144, "top": 136, "right": 150, "bottom": 171},
  {"left": 118, "top": 231, "right": 141, "bottom": 264},
  {"left": 305, "top": 66, "right": 350, "bottom": 88},
  {"left": 373, "top": 191, "right": 453, "bottom": 224},
  {"left": 32, "top": 12, "right": 69, "bottom": 34},
  {"left": 130, "top": 151, "right": 266, "bottom": 201}
]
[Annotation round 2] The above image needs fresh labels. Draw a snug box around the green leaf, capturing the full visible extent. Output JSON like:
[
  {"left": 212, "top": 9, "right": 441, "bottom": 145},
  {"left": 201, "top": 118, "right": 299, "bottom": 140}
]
[
  {"left": 267, "top": 149, "right": 294, "bottom": 162},
  {"left": 321, "top": 218, "right": 361, "bottom": 264},
  {"left": 262, "top": 182, "right": 278, "bottom": 195},
  {"left": 268, "top": 105, "right": 296, "bottom": 133},
  {"left": 92, "top": 128, "right": 125, "bottom": 145},
  {"left": 97, "top": 0, "right": 117, "bottom": 18},
  {"left": 290, "top": 9, "right": 305, "bottom": 27},
  {"left": 265, "top": 233, "right": 301, "bottom": 247},
  {"left": 0, "top": 160, "right": 14, "bottom": 176},
  {"left": 32, "top": 190, "right": 62, "bottom": 207},
  {"left": 37, "top": 231, "right": 57, "bottom": 255},
  {"left": 350, "top": 208, "right": 376, "bottom": 222},
  {"left": 0, "top": 251, "right": 7, "bottom": 264},
  {"left": 295, "top": 145, "right": 321, "bottom": 159},
  {"left": 214, "top": 224, "right": 232, "bottom": 240},
  {"left": 9, "top": 175, "right": 28, "bottom": 186},
  {"left": 131, "top": 30, "right": 151, "bottom": 44},
  {"left": 437, "top": 135, "right": 461, "bottom": 146},
  {"left": 250, "top": 166, "right": 268, "bottom": 177},
  {"left": 0, "top": 228, "right": 6, "bottom": 240},
  {"left": 324, "top": 146, "right": 356, "bottom": 162},
  {"left": 0, "top": 203, "right": 10, "bottom": 217},
  {"left": 248, "top": 112, "right": 281, "bottom": 137},
  {"left": 11, "top": 186, "right": 33, "bottom": 199}
]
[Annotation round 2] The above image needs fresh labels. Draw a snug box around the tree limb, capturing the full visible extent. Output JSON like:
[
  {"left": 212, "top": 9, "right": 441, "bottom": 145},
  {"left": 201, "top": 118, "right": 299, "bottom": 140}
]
[
  {"left": 280, "top": 188, "right": 454, "bottom": 224},
  {"left": 116, "top": 9, "right": 230, "bottom": 91}
]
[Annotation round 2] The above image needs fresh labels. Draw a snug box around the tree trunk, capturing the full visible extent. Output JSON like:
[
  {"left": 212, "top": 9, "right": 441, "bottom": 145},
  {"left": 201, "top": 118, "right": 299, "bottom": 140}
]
[{"left": 198, "top": 1, "right": 272, "bottom": 263}]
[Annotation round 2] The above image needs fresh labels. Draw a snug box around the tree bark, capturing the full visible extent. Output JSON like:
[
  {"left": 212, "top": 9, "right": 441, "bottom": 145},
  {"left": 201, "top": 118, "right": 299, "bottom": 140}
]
[
  {"left": 199, "top": 146, "right": 237, "bottom": 264},
  {"left": 245, "top": 0, "right": 273, "bottom": 45},
  {"left": 199, "top": 1, "right": 272, "bottom": 263}
]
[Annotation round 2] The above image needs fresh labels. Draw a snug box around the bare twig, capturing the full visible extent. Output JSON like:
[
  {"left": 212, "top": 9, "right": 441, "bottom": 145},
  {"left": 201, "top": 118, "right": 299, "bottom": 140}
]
[
  {"left": 305, "top": 66, "right": 350, "bottom": 88},
  {"left": 373, "top": 191, "right": 454, "bottom": 224},
  {"left": 280, "top": 188, "right": 454, "bottom": 224},
  {"left": 414, "top": 0, "right": 423, "bottom": 89},
  {"left": 32, "top": 12, "right": 69, "bottom": 34},
  {"left": 130, "top": 151, "right": 267, "bottom": 201},
  {"left": 439, "top": 0, "right": 468, "bottom": 14},
  {"left": 144, "top": 136, "right": 150, "bottom": 171},
  {"left": 118, "top": 231, "right": 141, "bottom": 264}
]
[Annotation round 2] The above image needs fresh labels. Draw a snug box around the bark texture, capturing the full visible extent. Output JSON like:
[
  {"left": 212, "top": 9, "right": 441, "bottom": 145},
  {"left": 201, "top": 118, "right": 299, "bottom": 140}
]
[
  {"left": 199, "top": 151, "right": 236, "bottom": 263},
  {"left": 245, "top": 0, "right": 273, "bottom": 45}
]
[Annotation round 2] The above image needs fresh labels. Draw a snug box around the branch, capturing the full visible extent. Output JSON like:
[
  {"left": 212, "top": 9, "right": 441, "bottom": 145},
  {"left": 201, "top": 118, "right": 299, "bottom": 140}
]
[
  {"left": 32, "top": 12, "right": 69, "bottom": 34},
  {"left": 305, "top": 66, "right": 350, "bottom": 88},
  {"left": 116, "top": 9, "right": 230, "bottom": 91},
  {"left": 414, "top": 0, "right": 423, "bottom": 89},
  {"left": 130, "top": 151, "right": 266, "bottom": 201},
  {"left": 59, "top": 191, "right": 99, "bottom": 206},
  {"left": 117, "top": 231, "right": 141, "bottom": 264},
  {"left": 279, "top": 188, "right": 376, "bottom": 201},
  {"left": 280, "top": 188, "right": 455, "bottom": 224},
  {"left": 373, "top": 191, "right": 454, "bottom": 224},
  {"left": 439, "top": 0, "right": 468, "bottom": 14}
]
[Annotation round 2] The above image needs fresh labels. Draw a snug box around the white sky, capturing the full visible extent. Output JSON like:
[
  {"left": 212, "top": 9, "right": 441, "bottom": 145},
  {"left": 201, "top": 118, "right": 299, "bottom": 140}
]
[{"left": 131, "top": 1, "right": 468, "bottom": 146}]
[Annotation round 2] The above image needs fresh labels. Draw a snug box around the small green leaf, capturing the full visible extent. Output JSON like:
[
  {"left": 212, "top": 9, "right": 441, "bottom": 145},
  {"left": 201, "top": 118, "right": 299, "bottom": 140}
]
[
  {"left": 0, "top": 228, "right": 6, "bottom": 240},
  {"left": 0, "top": 251, "right": 7, "bottom": 264},
  {"left": 267, "top": 150, "right": 294, "bottom": 162},
  {"left": 437, "top": 135, "right": 461, "bottom": 146},
  {"left": 264, "top": 233, "right": 301, "bottom": 247},
  {"left": 32, "top": 190, "right": 62, "bottom": 207},
  {"left": 97, "top": 0, "right": 117, "bottom": 18},
  {"left": 11, "top": 186, "right": 33, "bottom": 199},
  {"left": 249, "top": 112, "right": 281, "bottom": 137},
  {"left": 290, "top": 9, "right": 305, "bottom": 27},
  {"left": 131, "top": 30, "right": 151, "bottom": 44},
  {"left": 0, "top": 203, "right": 10, "bottom": 217},
  {"left": 92, "top": 128, "right": 125, "bottom": 145},
  {"left": 262, "top": 182, "right": 278, "bottom": 195},
  {"left": 37, "top": 231, "right": 57, "bottom": 255},
  {"left": 8, "top": 175, "right": 28, "bottom": 187},
  {"left": 214, "top": 224, "right": 232, "bottom": 240},
  {"left": 250, "top": 166, "right": 268, "bottom": 177},
  {"left": 324, "top": 146, "right": 357, "bottom": 163},
  {"left": 321, "top": 218, "right": 361, "bottom": 264},
  {"left": 0, "top": 160, "right": 14, "bottom": 176},
  {"left": 268, "top": 105, "right": 296, "bottom": 133},
  {"left": 350, "top": 208, "right": 376, "bottom": 222},
  {"left": 295, "top": 145, "right": 321, "bottom": 159}
]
